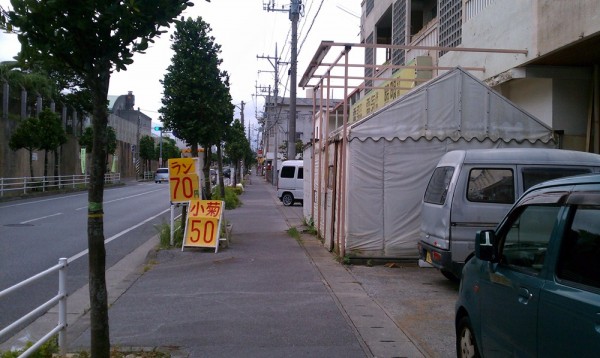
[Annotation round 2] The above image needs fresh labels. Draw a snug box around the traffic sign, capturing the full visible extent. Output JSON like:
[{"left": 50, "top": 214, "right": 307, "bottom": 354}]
[
  {"left": 183, "top": 200, "right": 225, "bottom": 252},
  {"left": 168, "top": 158, "right": 201, "bottom": 203}
]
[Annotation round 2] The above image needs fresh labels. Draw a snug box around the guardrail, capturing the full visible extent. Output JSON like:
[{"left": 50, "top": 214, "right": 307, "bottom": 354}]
[
  {"left": 0, "top": 173, "right": 121, "bottom": 197},
  {"left": 0, "top": 258, "right": 68, "bottom": 357}
]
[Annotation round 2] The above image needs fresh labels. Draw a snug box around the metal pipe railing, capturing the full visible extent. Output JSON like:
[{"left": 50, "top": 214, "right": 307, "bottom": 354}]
[
  {"left": 0, "top": 258, "right": 68, "bottom": 357},
  {"left": 0, "top": 173, "right": 121, "bottom": 197}
]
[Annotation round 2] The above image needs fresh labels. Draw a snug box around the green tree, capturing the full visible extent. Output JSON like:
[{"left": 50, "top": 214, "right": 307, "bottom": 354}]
[
  {"left": 8, "top": 115, "right": 40, "bottom": 177},
  {"left": 139, "top": 135, "right": 156, "bottom": 172},
  {"left": 158, "top": 137, "right": 181, "bottom": 163},
  {"left": 79, "top": 126, "right": 118, "bottom": 173},
  {"left": 9, "top": 3, "right": 195, "bottom": 354},
  {"left": 225, "top": 119, "right": 251, "bottom": 186},
  {"left": 38, "top": 108, "right": 67, "bottom": 178},
  {"left": 160, "top": 17, "right": 233, "bottom": 200}
]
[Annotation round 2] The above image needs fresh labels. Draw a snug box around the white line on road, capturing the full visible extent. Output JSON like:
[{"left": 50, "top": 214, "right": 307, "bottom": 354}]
[
  {"left": 68, "top": 207, "right": 171, "bottom": 263},
  {"left": 20, "top": 212, "right": 64, "bottom": 224},
  {"left": 0, "top": 193, "right": 87, "bottom": 209},
  {"left": 75, "top": 188, "right": 165, "bottom": 211}
]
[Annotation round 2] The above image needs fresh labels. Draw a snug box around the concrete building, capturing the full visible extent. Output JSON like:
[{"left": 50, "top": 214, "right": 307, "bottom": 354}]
[{"left": 359, "top": 0, "right": 600, "bottom": 150}]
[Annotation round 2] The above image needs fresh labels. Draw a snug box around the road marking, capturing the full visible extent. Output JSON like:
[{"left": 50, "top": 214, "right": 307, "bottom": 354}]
[
  {"left": 0, "top": 193, "right": 87, "bottom": 209},
  {"left": 68, "top": 207, "right": 171, "bottom": 263},
  {"left": 20, "top": 212, "right": 64, "bottom": 224},
  {"left": 75, "top": 188, "right": 165, "bottom": 211}
]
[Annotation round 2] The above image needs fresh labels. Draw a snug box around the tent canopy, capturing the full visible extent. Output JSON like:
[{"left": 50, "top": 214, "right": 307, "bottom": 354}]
[{"left": 343, "top": 67, "right": 555, "bottom": 258}]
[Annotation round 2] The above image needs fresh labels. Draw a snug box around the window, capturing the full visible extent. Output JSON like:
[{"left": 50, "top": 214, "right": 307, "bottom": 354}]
[
  {"left": 557, "top": 206, "right": 600, "bottom": 289},
  {"left": 280, "top": 166, "right": 296, "bottom": 179},
  {"left": 522, "top": 167, "right": 592, "bottom": 191},
  {"left": 424, "top": 166, "right": 454, "bottom": 204},
  {"left": 500, "top": 205, "right": 560, "bottom": 274},
  {"left": 297, "top": 167, "right": 303, "bottom": 179},
  {"left": 467, "top": 168, "right": 514, "bottom": 204}
]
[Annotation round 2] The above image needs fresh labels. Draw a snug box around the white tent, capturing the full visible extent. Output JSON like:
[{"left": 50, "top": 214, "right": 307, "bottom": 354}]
[{"left": 342, "top": 68, "right": 554, "bottom": 258}]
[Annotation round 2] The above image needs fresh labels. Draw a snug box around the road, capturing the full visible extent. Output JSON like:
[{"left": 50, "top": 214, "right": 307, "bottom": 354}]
[{"left": 0, "top": 181, "right": 172, "bottom": 337}]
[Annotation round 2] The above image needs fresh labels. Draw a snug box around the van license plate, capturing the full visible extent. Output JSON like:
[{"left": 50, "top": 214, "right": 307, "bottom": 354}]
[{"left": 425, "top": 251, "right": 432, "bottom": 264}]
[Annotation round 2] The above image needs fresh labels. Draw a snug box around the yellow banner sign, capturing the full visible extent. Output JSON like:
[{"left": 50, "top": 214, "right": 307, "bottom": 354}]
[
  {"left": 169, "top": 173, "right": 200, "bottom": 203},
  {"left": 183, "top": 200, "right": 225, "bottom": 250},
  {"left": 168, "top": 158, "right": 197, "bottom": 177}
]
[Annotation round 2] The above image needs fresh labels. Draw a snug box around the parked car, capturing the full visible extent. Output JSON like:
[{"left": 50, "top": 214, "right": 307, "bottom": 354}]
[
  {"left": 223, "top": 167, "right": 231, "bottom": 178},
  {"left": 277, "top": 160, "right": 304, "bottom": 206},
  {"left": 455, "top": 174, "right": 600, "bottom": 358},
  {"left": 154, "top": 168, "right": 169, "bottom": 183},
  {"left": 419, "top": 148, "right": 600, "bottom": 281}
]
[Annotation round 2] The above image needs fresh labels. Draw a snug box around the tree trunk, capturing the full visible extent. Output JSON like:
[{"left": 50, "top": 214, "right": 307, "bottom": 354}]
[
  {"left": 203, "top": 146, "right": 212, "bottom": 200},
  {"left": 217, "top": 144, "right": 225, "bottom": 198},
  {"left": 44, "top": 149, "right": 49, "bottom": 178},
  {"left": 88, "top": 70, "right": 111, "bottom": 358},
  {"left": 28, "top": 148, "right": 34, "bottom": 178}
]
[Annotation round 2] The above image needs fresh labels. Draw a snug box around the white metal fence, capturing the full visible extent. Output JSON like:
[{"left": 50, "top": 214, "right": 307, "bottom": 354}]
[
  {"left": 0, "top": 173, "right": 121, "bottom": 197},
  {"left": 0, "top": 259, "right": 68, "bottom": 357}
]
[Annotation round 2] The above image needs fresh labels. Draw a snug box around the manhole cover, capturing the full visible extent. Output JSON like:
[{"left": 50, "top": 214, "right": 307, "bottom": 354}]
[{"left": 4, "top": 223, "right": 34, "bottom": 227}]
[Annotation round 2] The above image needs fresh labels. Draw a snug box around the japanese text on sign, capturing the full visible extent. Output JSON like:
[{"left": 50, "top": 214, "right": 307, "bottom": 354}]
[
  {"left": 169, "top": 173, "right": 200, "bottom": 202},
  {"left": 183, "top": 200, "right": 225, "bottom": 249}
]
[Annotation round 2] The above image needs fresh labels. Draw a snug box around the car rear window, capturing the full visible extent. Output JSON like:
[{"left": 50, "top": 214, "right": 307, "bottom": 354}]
[
  {"left": 424, "top": 166, "right": 454, "bottom": 205},
  {"left": 157, "top": 169, "right": 168, "bottom": 174}
]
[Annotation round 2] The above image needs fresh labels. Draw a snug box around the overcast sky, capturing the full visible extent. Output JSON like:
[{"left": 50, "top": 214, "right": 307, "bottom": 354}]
[{"left": 0, "top": 0, "right": 362, "bottom": 143}]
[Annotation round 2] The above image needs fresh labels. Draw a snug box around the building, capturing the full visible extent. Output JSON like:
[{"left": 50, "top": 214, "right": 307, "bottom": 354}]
[
  {"left": 360, "top": 0, "right": 600, "bottom": 150},
  {"left": 261, "top": 94, "right": 341, "bottom": 182},
  {"left": 299, "top": 0, "right": 600, "bottom": 259}
]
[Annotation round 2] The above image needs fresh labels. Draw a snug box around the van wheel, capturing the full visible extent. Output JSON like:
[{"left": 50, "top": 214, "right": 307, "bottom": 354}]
[
  {"left": 282, "top": 193, "right": 294, "bottom": 206},
  {"left": 441, "top": 269, "right": 460, "bottom": 283},
  {"left": 456, "top": 315, "right": 480, "bottom": 358}
]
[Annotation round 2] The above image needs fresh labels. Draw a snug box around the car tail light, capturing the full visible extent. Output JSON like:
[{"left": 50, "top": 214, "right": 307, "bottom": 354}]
[{"left": 432, "top": 251, "right": 442, "bottom": 262}]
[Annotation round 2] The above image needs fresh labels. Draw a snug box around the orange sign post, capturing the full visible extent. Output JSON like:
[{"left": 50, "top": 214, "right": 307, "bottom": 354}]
[{"left": 182, "top": 199, "right": 225, "bottom": 253}]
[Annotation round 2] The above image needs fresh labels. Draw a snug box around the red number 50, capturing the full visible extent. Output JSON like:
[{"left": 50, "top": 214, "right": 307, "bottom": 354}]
[{"left": 189, "top": 218, "right": 216, "bottom": 244}]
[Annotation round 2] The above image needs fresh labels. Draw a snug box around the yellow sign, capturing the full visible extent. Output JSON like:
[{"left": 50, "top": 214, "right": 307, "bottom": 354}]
[
  {"left": 168, "top": 158, "right": 201, "bottom": 203},
  {"left": 184, "top": 217, "right": 220, "bottom": 248},
  {"left": 183, "top": 200, "right": 225, "bottom": 250},
  {"left": 168, "top": 158, "right": 197, "bottom": 177},
  {"left": 169, "top": 173, "right": 200, "bottom": 203}
]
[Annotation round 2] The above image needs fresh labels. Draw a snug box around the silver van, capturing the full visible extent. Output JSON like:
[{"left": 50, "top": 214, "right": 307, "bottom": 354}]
[
  {"left": 277, "top": 160, "right": 304, "bottom": 206},
  {"left": 418, "top": 148, "right": 600, "bottom": 281}
]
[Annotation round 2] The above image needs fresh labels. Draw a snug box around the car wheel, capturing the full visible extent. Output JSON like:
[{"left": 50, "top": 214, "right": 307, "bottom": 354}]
[
  {"left": 456, "top": 315, "right": 480, "bottom": 358},
  {"left": 282, "top": 193, "right": 294, "bottom": 206},
  {"left": 441, "top": 269, "right": 460, "bottom": 283}
]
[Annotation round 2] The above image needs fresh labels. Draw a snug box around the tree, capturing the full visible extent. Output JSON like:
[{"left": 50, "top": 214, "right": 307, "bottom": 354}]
[
  {"left": 139, "top": 135, "right": 155, "bottom": 172},
  {"left": 37, "top": 108, "right": 67, "bottom": 178},
  {"left": 225, "top": 119, "right": 251, "bottom": 186},
  {"left": 9, "top": 115, "right": 40, "bottom": 178},
  {"left": 8, "top": 2, "right": 195, "bottom": 354},
  {"left": 79, "top": 126, "right": 118, "bottom": 173},
  {"left": 159, "top": 16, "right": 233, "bottom": 200}
]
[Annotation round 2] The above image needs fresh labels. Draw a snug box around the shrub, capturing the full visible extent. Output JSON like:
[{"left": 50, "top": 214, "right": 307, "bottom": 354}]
[{"left": 212, "top": 187, "right": 241, "bottom": 209}]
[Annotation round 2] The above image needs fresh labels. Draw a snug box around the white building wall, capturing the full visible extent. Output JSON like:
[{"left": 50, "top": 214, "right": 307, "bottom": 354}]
[{"left": 439, "top": 0, "right": 536, "bottom": 79}]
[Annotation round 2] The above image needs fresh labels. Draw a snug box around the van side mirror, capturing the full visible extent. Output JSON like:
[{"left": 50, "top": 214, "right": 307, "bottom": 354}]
[{"left": 475, "top": 230, "right": 498, "bottom": 262}]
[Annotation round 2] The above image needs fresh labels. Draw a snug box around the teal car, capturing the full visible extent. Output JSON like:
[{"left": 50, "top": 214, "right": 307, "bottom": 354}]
[{"left": 456, "top": 174, "right": 600, "bottom": 358}]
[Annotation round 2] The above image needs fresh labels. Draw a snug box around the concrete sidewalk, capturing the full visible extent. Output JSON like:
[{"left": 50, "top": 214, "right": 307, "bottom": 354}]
[{"left": 2, "top": 173, "right": 427, "bottom": 357}]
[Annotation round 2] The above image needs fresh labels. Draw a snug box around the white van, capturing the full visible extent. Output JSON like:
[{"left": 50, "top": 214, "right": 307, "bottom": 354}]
[
  {"left": 419, "top": 148, "right": 600, "bottom": 281},
  {"left": 277, "top": 160, "right": 304, "bottom": 206}
]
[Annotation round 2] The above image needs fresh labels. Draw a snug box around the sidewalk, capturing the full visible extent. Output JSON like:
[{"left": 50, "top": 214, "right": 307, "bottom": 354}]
[{"left": 3, "top": 173, "right": 427, "bottom": 357}]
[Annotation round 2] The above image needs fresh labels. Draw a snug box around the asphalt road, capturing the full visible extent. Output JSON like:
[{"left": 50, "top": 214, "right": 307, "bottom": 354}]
[{"left": 0, "top": 181, "right": 172, "bottom": 336}]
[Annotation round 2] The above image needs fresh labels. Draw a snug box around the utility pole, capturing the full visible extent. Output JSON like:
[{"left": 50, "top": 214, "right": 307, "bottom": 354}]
[
  {"left": 258, "top": 44, "right": 285, "bottom": 184},
  {"left": 264, "top": 0, "right": 303, "bottom": 160},
  {"left": 288, "top": 0, "right": 301, "bottom": 160}
]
